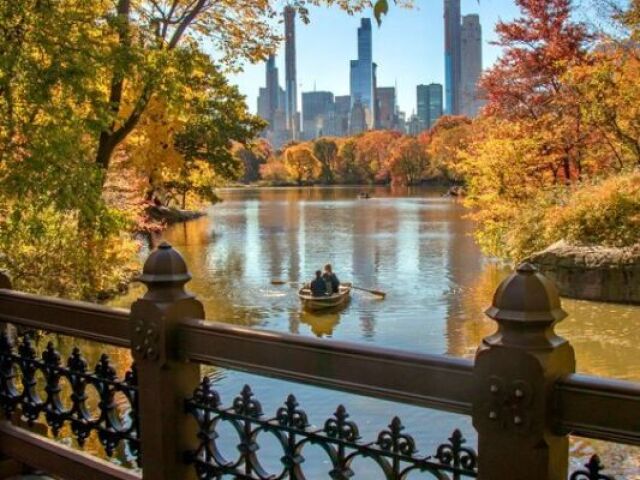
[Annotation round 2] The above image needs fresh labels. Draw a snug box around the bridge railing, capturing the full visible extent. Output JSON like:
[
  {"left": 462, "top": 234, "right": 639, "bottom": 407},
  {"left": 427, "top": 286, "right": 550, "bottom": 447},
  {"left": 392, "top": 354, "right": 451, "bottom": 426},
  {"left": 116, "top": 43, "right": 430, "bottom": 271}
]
[{"left": 0, "top": 242, "right": 637, "bottom": 479}]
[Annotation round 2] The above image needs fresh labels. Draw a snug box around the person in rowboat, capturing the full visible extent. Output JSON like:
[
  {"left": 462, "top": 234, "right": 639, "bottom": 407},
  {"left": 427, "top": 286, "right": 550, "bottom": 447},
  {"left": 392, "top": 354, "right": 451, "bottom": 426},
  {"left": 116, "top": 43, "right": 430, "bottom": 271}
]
[
  {"left": 310, "top": 270, "right": 328, "bottom": 297},
  {"left": 323, "top": 264, "right": 340, "bottom": 294}
]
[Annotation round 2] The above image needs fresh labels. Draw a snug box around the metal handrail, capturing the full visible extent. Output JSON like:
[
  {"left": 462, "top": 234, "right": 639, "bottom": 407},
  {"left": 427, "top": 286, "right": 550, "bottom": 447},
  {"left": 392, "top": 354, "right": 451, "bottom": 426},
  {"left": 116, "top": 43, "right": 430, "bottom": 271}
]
[
  {"left": 0, "top": 289, "right": 130, "bottom": 347},
  {"left": 179, "top": 318, "right": 475, "bottom": 414},
  {"left": 555, "top": 373, "right": 640, "bottom": 445}
]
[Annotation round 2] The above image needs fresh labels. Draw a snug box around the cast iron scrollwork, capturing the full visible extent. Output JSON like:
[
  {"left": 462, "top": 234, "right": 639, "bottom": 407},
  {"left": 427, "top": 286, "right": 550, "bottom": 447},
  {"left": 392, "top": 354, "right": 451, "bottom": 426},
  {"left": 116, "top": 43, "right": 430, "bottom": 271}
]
[
  {"left": 0, "top": 332, "right": 139, "bottom": 466},
  {"left": 185, "top": 377, "right": 479, "bottom": 479},
  {"left": 569, "top": 455, "right": 615, "bottom": 480}
]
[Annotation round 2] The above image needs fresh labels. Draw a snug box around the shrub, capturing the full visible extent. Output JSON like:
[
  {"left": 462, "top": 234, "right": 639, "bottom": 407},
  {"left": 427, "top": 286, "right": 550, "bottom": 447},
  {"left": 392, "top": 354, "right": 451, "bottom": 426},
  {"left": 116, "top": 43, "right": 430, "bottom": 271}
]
[{"left": 0, "top": 206, "right": 140, "bottom": 300}]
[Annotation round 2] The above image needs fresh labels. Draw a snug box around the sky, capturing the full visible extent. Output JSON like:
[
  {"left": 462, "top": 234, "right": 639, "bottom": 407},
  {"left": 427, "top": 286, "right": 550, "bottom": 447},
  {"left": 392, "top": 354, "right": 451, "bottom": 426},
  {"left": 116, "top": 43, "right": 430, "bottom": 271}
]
[{"left": 228, "top": 0, "right": 523, "bottom": 116}]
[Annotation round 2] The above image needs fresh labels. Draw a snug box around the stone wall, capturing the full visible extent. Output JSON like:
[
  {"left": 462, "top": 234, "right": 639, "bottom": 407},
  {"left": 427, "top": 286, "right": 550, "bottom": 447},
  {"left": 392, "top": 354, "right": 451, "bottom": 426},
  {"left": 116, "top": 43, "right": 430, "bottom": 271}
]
[{"left": 527, "top": 241, "right": 640, "bottom": 304}]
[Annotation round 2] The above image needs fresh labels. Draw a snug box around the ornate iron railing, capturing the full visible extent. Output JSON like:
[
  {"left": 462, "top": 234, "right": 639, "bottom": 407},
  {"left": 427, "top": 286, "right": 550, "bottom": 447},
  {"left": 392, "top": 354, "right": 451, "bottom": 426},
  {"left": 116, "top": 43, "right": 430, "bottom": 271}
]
[
  {"left": 570, "top": 456, "right": 614, "bottom": 480},
  {"left": 0, "top": 331, "right": 139, "bottom": 466},
  {"left": 185, "top": 377, "right": 478, "bottom": 479}
]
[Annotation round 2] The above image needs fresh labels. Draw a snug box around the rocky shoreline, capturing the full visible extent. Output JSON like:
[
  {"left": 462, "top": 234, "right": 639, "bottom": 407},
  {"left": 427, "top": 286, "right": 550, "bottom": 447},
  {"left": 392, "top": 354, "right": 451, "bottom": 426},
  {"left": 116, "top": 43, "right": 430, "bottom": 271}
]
[{"left": 528, "top": 241, "right": 640, "bottom": 304}]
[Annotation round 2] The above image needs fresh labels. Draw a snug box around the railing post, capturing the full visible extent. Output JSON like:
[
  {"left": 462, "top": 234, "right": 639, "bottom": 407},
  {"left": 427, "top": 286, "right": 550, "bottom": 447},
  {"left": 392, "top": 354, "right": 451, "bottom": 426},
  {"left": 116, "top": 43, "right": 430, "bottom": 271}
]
[
  {"left": 0, "top": 271, "right": 10, "bottom": 290},
  {"left": 473, "top": 263, "right": 576, "bottom": 480},
  {"left": 131, "top": 242, "right": 202, "bottom": 480},
  {"left": 0, "top": 272, "right": 16, "bottom": 340}
]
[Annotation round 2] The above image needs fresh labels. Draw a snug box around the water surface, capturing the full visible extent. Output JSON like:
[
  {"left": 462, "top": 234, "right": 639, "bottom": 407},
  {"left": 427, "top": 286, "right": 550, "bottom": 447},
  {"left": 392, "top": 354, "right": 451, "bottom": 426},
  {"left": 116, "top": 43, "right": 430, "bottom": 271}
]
[{"left": 116, "top": 186, "right": 640, "bottom": 477}]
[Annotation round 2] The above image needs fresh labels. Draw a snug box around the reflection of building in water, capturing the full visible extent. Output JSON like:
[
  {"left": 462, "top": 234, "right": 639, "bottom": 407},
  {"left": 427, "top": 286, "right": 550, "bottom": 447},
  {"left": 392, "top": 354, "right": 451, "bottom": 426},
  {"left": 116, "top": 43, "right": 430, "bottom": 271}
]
[
  {"left": 258, "top": 189, "right": 289, "bottom": 281},
  {"left": 244, "top": 201, "right": 261, "bottom": 280},
  {"left": 359, "top": 312, "right": 376, "bottom": 339},
  {"left": 351, "top": 202, "right": 377, "bottom": 284}
]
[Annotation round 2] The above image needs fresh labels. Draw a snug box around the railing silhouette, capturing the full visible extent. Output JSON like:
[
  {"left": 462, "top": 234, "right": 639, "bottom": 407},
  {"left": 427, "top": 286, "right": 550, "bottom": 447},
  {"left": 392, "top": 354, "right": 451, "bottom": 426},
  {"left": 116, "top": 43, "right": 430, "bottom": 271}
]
[{"left": 0, "top": 242, "right": 637, "bottom": 479}]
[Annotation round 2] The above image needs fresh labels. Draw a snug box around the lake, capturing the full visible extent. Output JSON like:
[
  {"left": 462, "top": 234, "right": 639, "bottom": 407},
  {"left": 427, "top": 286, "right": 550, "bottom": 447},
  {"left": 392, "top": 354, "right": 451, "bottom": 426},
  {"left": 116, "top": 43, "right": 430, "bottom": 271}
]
[{"left": 114, "top": 186, "right": 640, "bottom": 477}]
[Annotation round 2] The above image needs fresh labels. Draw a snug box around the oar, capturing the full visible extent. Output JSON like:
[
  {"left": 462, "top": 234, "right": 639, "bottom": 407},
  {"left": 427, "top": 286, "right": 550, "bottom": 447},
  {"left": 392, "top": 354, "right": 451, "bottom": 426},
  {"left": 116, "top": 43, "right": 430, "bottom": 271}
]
[
  {"left": 271, "top": 280, "right": 302, "bottom": 286},
  {"left": 344, "top": 283, "right": 386, "bottom": 298}
]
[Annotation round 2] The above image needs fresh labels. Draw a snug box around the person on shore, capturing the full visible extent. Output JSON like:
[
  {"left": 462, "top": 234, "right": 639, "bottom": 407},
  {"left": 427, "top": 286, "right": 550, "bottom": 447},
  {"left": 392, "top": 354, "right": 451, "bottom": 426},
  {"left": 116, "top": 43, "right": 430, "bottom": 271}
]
[
  {"left": 310, "top": 270, "right": 327, "bottom": 297},
  {"left": 323, "top": 264, "right": 340, "bottom": 294}
]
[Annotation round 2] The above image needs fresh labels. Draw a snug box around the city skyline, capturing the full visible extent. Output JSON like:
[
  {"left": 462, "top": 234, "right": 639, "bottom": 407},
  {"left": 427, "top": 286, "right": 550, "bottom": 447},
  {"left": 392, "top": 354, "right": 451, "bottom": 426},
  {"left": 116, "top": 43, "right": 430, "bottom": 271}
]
[{"left": 229, "top": 0, "right": 521, "bottom": 117}]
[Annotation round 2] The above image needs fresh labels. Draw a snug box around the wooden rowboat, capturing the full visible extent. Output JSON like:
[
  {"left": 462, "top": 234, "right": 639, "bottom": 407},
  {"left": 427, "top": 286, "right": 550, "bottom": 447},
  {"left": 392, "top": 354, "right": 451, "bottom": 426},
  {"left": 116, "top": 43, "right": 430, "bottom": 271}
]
[{"left": 298, "top": 285, "right": 351, "bottom": 312}]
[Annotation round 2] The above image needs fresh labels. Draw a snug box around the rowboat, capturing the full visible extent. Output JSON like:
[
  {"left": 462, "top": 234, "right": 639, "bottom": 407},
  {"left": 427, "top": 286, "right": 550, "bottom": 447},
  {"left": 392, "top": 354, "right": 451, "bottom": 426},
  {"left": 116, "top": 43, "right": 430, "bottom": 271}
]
[
  {"left": 358, "top": 192, "right": 371, "bottom": 199},
  {"left": 298, "top": 285, "right": 351, "bottom": 311}
]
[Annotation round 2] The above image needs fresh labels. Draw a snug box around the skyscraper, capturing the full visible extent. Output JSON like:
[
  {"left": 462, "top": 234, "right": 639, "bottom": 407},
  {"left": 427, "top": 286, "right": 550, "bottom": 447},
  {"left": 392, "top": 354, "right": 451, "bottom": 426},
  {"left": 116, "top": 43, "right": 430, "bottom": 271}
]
[
  {"left": 302, "top": 91, "right": 334, "bottom": 140},
  {"left": 417, "top": 83, "right": 444, "bottom": 130},
  {"left": 444, "top": 0, "right": 461, "bottom": 115},
  {"left": 265, "top": 55, "right": 279, "bottom": 125},
  {"left": 257, "top": 55, "right": 287, "bottom": 147},
  {"left": 284, "top": 6, "right": 299, "bottom": 139},
  {"left": 460, "top": 14, "right": 483, "bottom": 117},
  {"left": 376, "top": 87, "right": 397, "bottom": 130},
  {"left": 350, "top": 18, "right": 375, "bottom": 132},
  {"left": 427, "top": 83, "right": 444, "bottom": 127},
  {"left": 334, "top": 95, "right": 351, "bottom": 136}
]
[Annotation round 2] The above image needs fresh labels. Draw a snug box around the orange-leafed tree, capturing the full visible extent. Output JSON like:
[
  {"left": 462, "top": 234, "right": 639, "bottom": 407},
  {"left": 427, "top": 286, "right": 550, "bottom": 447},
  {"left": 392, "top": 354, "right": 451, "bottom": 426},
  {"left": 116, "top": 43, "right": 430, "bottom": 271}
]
[
  {"left": 386, "top": 136, "right": 430, "bottom": 187},
  {"left": 354, "top": 130, "right": 402, "bottom": 183},
  {"left": 312, "top": 138, "right": 340, "bottom": 184},
  {"left": 480, "top": 0, "right": 590, "bottom": 183},
  {"left": 426, "top": 116, "right": 473, "bottom": 182},
  {"left": 283, "top": 144, "right": 321, "bottom": 185}
]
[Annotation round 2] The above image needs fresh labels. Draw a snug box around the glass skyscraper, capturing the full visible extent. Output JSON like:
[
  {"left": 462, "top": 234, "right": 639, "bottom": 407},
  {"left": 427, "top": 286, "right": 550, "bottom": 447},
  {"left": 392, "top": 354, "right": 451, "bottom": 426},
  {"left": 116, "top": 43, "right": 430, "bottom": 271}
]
[
  {"left": 444, "top": 0, "right": 461, "bottom": 115},
  {"left": 350, "top": 18, "right": 374, "bottom": 132},
  {"left": 417, "top": 83, "right": 444, "bottom": 130},
  {"left": 284, "top": 6, "right": 299, "bottom": 138},
  {"left": 460, "top": 14, "right": 483, "bottom": 117}
]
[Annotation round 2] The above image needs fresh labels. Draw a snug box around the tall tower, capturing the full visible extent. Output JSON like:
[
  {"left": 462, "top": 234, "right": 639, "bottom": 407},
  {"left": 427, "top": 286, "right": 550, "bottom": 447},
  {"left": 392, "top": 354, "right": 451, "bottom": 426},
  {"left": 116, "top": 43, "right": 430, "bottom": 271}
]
[
  {"left": 284, "top": 6, "right": 299, "bottom": 139},
  {"left": 265, "top": 55, "right": 279, "bottom": 125},
  {"left": 349, "top": 18, "right": 375, "bottom": 132},
  {"left": 460, "top": 14, "right": 483, "bottom": 117},
  {"left": 444, "top": 0, "right": 461, "bottom": 115}
]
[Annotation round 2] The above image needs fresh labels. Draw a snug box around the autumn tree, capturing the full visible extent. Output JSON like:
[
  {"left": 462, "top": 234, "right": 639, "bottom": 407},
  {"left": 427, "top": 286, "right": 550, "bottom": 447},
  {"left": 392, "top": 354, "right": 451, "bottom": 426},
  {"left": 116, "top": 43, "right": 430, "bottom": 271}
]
[
  {"left": 235, "top": 139, "right": 273, "bottom": 183},
  {"left": 564, "top": 44, "right": 640, "bottom": 169},
  {"left": 387, "top": 137, "right": 430, "bottom": 186},
  {"left": 426, "top": 116, "right": 473, "bottom": 181},
  {"left": 283, "top": 145, "right": 321, "bottom": 185},
  {"left": 355, "top": 130, "right": 402, "bottom": 183},
  {"left": 480, "top": 0, "right": 590, "bottom": 183},
  {"left": 335, "top": 139, "right": 360, "bottom": 183},
  {"left": 313, "top": 138, "right": 339, "bottom": 184}
]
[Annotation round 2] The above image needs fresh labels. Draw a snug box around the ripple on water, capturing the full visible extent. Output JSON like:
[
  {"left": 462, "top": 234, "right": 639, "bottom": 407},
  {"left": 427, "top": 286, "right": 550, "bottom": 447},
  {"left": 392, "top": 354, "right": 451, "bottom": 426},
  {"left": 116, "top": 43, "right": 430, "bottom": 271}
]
[{"left": 110, "top": 186, "right": 640, "bottom": 476}]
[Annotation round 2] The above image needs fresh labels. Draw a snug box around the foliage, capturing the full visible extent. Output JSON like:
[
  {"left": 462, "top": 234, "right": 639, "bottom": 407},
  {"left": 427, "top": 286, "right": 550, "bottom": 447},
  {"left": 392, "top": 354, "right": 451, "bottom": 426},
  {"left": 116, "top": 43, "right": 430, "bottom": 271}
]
[
  {"left": 259, "top": 157, "right": 290, "bottom": 184},
  {"left": 235, "top": 139, "right": 273, "bottom": 183},
  {"left": 313, "top": 138, "right": 339, "bottom": 184},
  {"left": 0, "top": 206, "right": 139, "bottom": 301},
  {"left": 354, "top": 130, "right": 402, "bottom": 183},
  {"left": 546, "top": 172, "right": 640, "bottom": 248},
  {"left": 426, "top": 116, "right": 473, "bottom": 181},
  {"left": 386, "top": 136, "right": 430, "bottom": 186},
  {"left": 480, "top": 0, "right": 590, "bottom": 184},
  {"left": 284, "top": 145, "right": 321, "bottom": 185},
  {"left": 565, "top": 46, "right": 640, "bottom": 169}
]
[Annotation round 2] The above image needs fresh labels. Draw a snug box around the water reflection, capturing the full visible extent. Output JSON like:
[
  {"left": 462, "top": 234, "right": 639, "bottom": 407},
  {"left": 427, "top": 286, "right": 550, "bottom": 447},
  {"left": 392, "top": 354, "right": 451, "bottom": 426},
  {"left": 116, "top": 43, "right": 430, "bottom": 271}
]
[
  {"left": 128, "top": 186, "right": 640, "bottom": 380},
  {"left": 299, "top": 310, "right": 342, "bottom": 337},
  {"left": 111, "top": 186, "right": 639, "bottom": 476}
]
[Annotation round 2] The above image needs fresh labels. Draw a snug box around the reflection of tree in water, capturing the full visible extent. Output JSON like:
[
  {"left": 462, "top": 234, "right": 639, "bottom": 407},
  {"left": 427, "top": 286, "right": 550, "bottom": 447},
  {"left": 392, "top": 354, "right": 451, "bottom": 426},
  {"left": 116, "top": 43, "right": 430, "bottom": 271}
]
[{"left": 453, "top": 263, "right": 505, "bottom": 358}]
